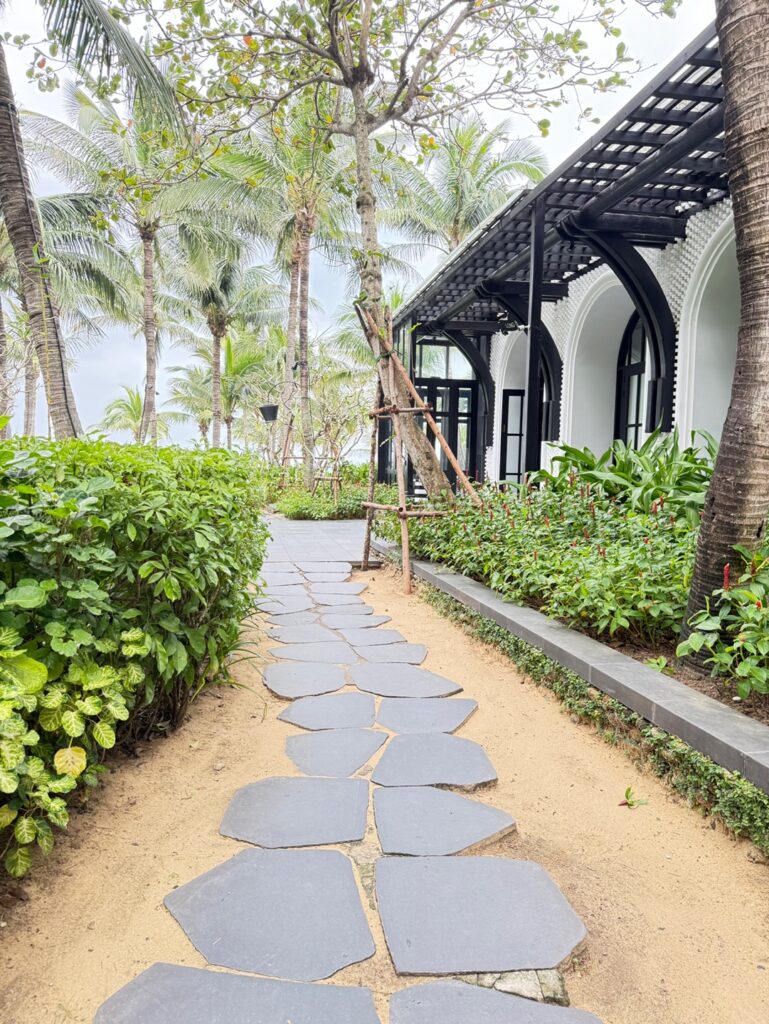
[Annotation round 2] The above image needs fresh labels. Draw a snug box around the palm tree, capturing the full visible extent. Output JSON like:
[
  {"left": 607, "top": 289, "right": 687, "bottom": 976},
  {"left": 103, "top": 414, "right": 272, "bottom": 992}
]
[
  {"left": 97, "top": 385, "right": 176, "bottom": 442},
  {"left": 0, "top": 0, "right": 179, "bottom": 437},
  {"left": 165, "top": 363, "right": 212, "bottom": 447},
  {"left": 381, "top": 114, "right": 547, "bottom": 254}
]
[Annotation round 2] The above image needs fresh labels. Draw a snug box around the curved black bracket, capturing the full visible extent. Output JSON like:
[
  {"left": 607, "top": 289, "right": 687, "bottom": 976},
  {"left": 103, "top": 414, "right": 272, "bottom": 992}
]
[
  {"left": 474, "top": 284, "right": 563, "bottom": 440},
  {"left": 557, "top": 218, "right": 676, "bottom": 432}
]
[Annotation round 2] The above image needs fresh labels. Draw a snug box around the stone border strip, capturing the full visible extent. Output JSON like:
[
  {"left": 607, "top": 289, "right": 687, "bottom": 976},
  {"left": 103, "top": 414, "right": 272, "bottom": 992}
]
[{"left": 372, "top": 539, "right": 769, "bottom": 796}]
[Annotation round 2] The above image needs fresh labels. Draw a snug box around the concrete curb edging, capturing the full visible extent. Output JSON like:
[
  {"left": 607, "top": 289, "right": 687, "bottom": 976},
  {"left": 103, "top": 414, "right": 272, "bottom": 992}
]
[{"left": 371, "top": 539, "right": 769, "bottom": 797}]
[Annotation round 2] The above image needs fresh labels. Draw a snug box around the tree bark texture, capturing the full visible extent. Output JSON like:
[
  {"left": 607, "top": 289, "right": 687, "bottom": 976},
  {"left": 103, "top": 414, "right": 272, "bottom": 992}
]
[
  {"left": 138, "top": 229, "right": 158, "bottom": 444},
  {"left": 350, "top": 88, "right": 451, "bottom": 498},
  {"left": 279, "top": 229, "right": 301, "bottom": 464},
  {"left": 23, "top": 349, "right": 37, "bottom": 436},
  {"left": 685, "top": 0, "right": 769, "bottom": 623},
  {"left": 211, "top": 327, "right": 223, "bottom": 448},
  {"left": 298, "top": 220, "right": 314, "bottom": 490},
  {"left": 0, "top": 42, "right": 81, "bottom": 438},
  {"left": 0, "top": 295, "right": 9, "bottom": 438}
]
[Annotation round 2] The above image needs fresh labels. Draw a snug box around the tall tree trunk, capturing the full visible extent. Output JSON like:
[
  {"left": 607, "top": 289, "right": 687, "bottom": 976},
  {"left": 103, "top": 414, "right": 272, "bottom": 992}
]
[
  {"left": 0, "top": 42, "right": 81, "bottom": 438},
  {"left": 23, "top": 348, "right": 37, "bottom": 435},
  {"left": 298, "top": 220, "right": 314, "bottom": 490},
  {"left": 279, "top": 230, "right": 302, "bottom": 463},
  {"left": 350, "top": 89, "right": 451, "bottom": 498},
  {"left": 211, "top": 327, "right": 223, "bottom": 447},
  {"left": 0, "top": 294, "right": 9, "bottom": 438},
  {"left": 226, "top": 417, "right": 232, "bottom": 450},
  {"left": 138, "top": 228, "right": 158, "bottom": 444},
  {"left": 684, "top": 0, "right": 769, "bottom": 627}
]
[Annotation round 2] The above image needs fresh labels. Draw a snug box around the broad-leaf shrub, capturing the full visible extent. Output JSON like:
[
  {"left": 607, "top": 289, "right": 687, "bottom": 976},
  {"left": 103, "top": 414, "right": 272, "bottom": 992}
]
[
  {"left": 0, "top": 438, "right": 267, "bottom": 876},
  {"left": 277, "top": 484, "right": 398, "bottom": 520}
]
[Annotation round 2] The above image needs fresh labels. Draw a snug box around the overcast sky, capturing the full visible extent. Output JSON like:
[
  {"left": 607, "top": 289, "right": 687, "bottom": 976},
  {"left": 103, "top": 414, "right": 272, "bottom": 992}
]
[{"left": 4, "top": 0, "right": 716, "bottom": 441}]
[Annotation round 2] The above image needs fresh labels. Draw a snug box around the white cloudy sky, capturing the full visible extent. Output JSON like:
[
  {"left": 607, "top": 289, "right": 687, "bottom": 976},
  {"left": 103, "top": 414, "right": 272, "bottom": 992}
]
[{"left": 4, "top": 0, "right": 716, "bottom": 441}]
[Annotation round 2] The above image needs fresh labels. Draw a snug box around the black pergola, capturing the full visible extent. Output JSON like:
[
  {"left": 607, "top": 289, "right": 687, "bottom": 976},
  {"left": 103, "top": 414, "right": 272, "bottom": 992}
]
[{"left": 393, "top": 23, "right": 726, "bottom": 478}]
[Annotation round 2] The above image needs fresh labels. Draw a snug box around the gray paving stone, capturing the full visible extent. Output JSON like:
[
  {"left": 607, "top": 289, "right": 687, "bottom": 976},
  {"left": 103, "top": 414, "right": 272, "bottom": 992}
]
[
  {"left": 375, "top": 858, "right": 586, "bottom": 974},
  {"left": 351, "top": 664, "right": 462, "bottom": 698},
  {"left": 311, "top": 581, "right": 368, "bottom": 595},
  {"left": 261, "top": 572, "right": 305, "bottom": 587},
  {"left": 258, "top": 594, "right": 314, "bottom": 615},
  {"left": 322, "top": 613, "right": 391, "bottom": 629},
  {"left": 267, "top": 624, "right": 341, "bottom": 644},
  {"left": 263, "top": 584, "right": 308, "bottom": 598},
  {"left": 377, "top": 697, "right": 478, "bottom": 734},
  {"left": 389, "top": 981, "right": 601, "bottom": 1023},
  {"left": 263, "top": 663, "right": 346, "bottom": 699},
  {"left": 305, "top": 572, "right": 352, "bottom": 583},
  {"left": 165, "top": 848, "right": 375, "bottom": 980},
  {"left": 278, "top": 692, "right": 376, "bottom": 730},
  {"left": 340, "top": 628, "right": 406, "bottom": 646},
  {"left": 373, "top": 786, "right": 515, "bottom": 855},
  {"left": 221, "top": 776, "right": 369, "bottom": 847},
  {"left": 262, "top": 561, "right": 299, "bottom": 573},
  {"left": 314, "top": 592, "right": 365, "bottom": 607},
  {"left": 95, "top": 963, "right": 381, "bottom": 1024},
  {"left": 371, "top": 733, "right": 496, "bottom": 788},
  {"left": 273, "top": 642, "right": 356, "bottom": 664},
  {"left": 267, "top": 610, "right": 318, "bottom": 626},
  {"left": 355, "top": 643, "right": 427, "bottom": 665},
  {"left": 287, "top": 728, "right": 387, "bottom": 777},
  {"left": 296, "top": 561, "right": 353, "bottom": 573},
  {"left": 322, "top": 603, "right": 376, "bottom": 616}
]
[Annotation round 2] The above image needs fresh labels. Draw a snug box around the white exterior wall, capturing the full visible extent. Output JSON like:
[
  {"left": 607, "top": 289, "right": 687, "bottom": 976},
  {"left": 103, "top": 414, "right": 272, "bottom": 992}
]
[{"left": 485, "top": 200, "right": 738, "bottom": 481}]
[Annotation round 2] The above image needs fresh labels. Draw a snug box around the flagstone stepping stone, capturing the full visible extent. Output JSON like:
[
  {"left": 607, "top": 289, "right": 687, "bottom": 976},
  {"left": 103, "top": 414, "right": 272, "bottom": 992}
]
[
  {"left": 311, "top": 581, "right": 368, "bottom": 595},
  {"left": 371, "top": 734, "right": 495, "bottom": 788},
  {"left": 262, "top": 561, "right": 298, "bottom": 573},
  {"left": 274, "top": 641, "right": 356, "bottom": 664},
  {"left": 221, "top": 776, "right": 369, "bottom": 847},
  {"left": 95, "top": 963, "right": 382, "bottom": 1024},
  {"left": 267, "top": 610, "right": 317, "bottom": 626},
  {"left": 287, "top": 728, "right": 387, "bottom": 777},
  {"left": 261, "top": 572, "right": 305, "bottom": 587},
  {"left": 263, "top": 663, "right": 345, "bottom": 699},
  {"left": 356, "top": 643, "right": 428, "bottom": 665},
  {"left": 305, "top": 572, "right": 352, "bottom": 583},
  {"left": 373, "top": 786, "right": 515, "bottom": 855},
  {"left": 296, "top": 561, "right": 353, "bottom": 573},
  {"left": 351, "top": 664, "right": 462, "bottom": 698},
  {"left": 258, "top": 594, "right": 314, "bottom": 615},
  {"left": 375, "top": 857, "right": 586, "bottom": 975},
  {"left": 314, "top": 593, "right": 365, "bottom": 606},
  {"left": 267, "top": 624, "right": 341, "bottom": 644},
  {"left": 279, "top": 692, "right": 376, "bottom": 730},
  {"left": 389, "top": 981, "right": 601, "bottom": 1023},
  {"left": 165, "top": 848, "right": 375, "bottom": 980},
  {"left": 322, "top": 613, "right": 391, "bottom": 629},
  {"left": 377, "top": 697, "right": 478, "bottom": 734},
  {"left": 339, "top": 628, "right": 406, "bottom": 646},
  {"left": 325, "top": 603, "right": 376, "bottom": 616}
]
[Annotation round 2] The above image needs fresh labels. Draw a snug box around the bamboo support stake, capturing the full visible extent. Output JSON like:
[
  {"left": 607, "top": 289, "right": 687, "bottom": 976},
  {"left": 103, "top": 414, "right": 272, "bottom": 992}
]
[
  {"left": 386, "top": 311, "right": 412, "bottom": 595},
  {"left": 361, "top": 379, "right": 383, "bottom": 571}
]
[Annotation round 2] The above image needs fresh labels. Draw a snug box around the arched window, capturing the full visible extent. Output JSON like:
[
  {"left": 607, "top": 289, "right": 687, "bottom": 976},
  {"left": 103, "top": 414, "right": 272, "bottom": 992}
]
[{"left": 615, "top": 312, "right": 649, "bottom": 449}]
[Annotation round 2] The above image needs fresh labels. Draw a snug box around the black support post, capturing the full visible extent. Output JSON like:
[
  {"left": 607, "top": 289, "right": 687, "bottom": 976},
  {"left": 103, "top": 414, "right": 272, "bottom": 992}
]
[{"left": 524, "top": 198, "right": 545, "bottom": 473}]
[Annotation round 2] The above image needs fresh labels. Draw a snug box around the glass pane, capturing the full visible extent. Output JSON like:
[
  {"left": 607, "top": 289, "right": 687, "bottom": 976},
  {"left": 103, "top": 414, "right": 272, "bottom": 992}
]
[
  {"left": 449, "top": 347, "right": 473, "bottom": 379},
  {"left": 457, "top": 423, "right": 469, "bottom": 467},
  {"left": 505, "top": 437, "right": 521, "bottom": 478},
  {"left": 630, "top": 322, "right": 645, "bottom": 364},
  {"left": 627, "top": 375, "right": 638, "bottom": 426}
]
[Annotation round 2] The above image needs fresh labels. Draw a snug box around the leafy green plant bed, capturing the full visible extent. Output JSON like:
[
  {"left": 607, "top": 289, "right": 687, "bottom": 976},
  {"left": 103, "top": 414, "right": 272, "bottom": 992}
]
[
  {"left": 0, "top": 437, "right": 268, "bottom": 877},
  {"left": 276, "top": 483, "right": 398, "bottom": 520},
  {"left": 419, "top": 583, "right": 769, "bottom": 857}
]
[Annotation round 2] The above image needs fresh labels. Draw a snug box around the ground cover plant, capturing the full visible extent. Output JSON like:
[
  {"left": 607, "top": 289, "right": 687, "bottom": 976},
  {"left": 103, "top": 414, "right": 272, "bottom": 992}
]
[
  {"left": 276, "top": 483, "right": 398, "bottom": 521},
  {"left": 0, "top": 433, "right": 268, "bottom": 877}
]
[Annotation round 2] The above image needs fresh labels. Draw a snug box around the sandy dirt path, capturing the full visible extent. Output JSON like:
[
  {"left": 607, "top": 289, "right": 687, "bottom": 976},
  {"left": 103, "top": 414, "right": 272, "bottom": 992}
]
[{"left": 2, "top": 564, "right": 768, "bottom": 1024}]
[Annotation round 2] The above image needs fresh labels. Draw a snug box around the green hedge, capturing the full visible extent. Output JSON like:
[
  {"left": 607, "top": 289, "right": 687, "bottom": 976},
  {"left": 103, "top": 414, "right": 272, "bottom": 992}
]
[
  {"left": 0, "top": 438, "right": 267, "bottom": 877},
  {"left": 276, "top": 484, "right": 398, "bottom": 520}
]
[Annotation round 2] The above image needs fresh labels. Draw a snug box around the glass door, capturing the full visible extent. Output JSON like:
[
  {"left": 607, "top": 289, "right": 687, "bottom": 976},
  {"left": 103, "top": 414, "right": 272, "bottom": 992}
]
[
  {"left": 408, "top": 379, "right": 478, "bottom": 493},
  {"left": 500, "top": 389, "right": 525, "bottom": 484}
]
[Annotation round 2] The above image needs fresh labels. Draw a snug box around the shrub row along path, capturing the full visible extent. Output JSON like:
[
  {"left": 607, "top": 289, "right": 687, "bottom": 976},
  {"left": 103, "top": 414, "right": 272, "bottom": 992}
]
[{"left": 94, "top": 517, "right": 598, "bottom": 1024}]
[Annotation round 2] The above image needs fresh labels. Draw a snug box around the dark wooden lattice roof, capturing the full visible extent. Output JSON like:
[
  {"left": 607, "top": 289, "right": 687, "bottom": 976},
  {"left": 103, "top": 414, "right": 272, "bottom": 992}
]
[{"left": 395, "top": 24, "right": 725, "bottom": 331}]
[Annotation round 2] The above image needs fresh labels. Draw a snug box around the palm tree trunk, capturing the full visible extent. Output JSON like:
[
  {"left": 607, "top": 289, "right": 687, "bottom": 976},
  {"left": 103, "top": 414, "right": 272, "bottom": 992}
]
[
  {"left": 211, "top": 328, "right": 223, "bottom": 447},
  {"left": 226, "top": 417, "right": 232, "bottom": 449},
  {"left": 298, "top": 222, "right": 314, "bottom": 490},
  {"left": 0, "top": 294, "right": 9, "bottom": 438},
  {"left": 0, "top": 42, "right": 81, "bottom": 439},
  {"left": 279, "top": 230, "right": 301, "bottom": 463},
  {"left": 23, "top": 348, "right": 37, "bottom": 435},
  {"left": 685, "top": 0, "right": 769, "bottom": 627},
  {"left": 350, "top": 88, "right": 450, "bottom": 498},
  {"left": 138, "top": 228, "right": 158, "bottom": 444}
]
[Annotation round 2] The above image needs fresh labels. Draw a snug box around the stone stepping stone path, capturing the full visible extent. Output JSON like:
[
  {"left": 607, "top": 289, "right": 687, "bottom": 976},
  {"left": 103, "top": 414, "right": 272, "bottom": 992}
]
[
  {"left": 96, "top": 549, "right": 602, "bottom": 1023},
  {"left": 390, "top": 981, "right": 602, "bottom": 1023},
  {"left": 278, "top": 691, "right": 376, "bottom": 730},
  {"left": 372, "top": 733, "right": 497, "bottom": 788},
  {"left": 221, "top": 776, "right": 369, "bottom": 847},
  {"left": 94, "top": 963, "right": 381, "bottom": 1024},
  {"left": 377, "top": 696, "right": 478, "bottom": 733},
  {"left": 165, "top": 847, "right": 375, "bottom": 980},
  {"left": 286, "top": 728, "right": 386, "bottom": 776},
  {"left": 375, "top": 857, "right": 587, "bottom": 974},
  {"left": 374, "top": 786, "right": 515, "bottom": 855}
]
